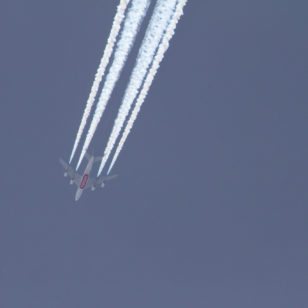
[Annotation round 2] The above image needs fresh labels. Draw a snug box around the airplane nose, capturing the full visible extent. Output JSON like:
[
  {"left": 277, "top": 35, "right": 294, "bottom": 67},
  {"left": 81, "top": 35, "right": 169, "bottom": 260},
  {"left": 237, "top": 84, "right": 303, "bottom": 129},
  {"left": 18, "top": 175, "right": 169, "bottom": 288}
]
[{"left": 75, "top": 189, "right": 82, "bottom": 201}]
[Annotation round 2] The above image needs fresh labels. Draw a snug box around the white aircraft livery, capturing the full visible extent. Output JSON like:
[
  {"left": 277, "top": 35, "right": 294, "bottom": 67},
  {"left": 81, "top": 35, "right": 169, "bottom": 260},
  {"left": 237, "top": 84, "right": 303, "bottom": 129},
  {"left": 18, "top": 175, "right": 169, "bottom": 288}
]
[{"left": 59, "top": 153, "right": 117, "bottom": 201}]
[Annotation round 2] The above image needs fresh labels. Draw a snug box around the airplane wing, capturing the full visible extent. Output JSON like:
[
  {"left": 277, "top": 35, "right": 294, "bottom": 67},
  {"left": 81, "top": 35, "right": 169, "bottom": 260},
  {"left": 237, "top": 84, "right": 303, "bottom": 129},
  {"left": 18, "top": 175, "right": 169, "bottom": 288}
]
[
  {"left": 97, "top": 174, "right": 118, "bottom": 185},
  {"left": 85, "top": 174, "right": 118, "bottom": 190},
  {"left": 59, "top": 158, "right": 82, "bottom": 186}
]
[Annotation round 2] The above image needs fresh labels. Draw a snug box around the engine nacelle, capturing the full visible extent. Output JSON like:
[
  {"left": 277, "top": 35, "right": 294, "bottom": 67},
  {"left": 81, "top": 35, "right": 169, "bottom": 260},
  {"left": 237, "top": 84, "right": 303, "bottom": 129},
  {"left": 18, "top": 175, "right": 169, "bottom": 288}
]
[
  {"left": 64, "top": 172, "right": 68, "bottom": 177},
  {"left": 69, "top": 179, "right": 74, "bottom": 185},
  {"left": 101, "top": 182, "right": 105, "bottom": 188},
  {"left": 91, "top": 186, "right": 95, "bottom": 191}
]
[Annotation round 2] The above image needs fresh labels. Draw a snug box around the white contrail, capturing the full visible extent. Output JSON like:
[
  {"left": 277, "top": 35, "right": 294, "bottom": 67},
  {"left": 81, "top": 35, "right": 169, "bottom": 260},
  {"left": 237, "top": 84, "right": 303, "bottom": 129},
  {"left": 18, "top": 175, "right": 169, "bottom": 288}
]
[
  {"left": 107, "top": 0, "right": 188, "bottom": 174},
  {"left": 69, "top": 0, "right": 130, "bottom": 164},
  {"left": 98, "top": 0, "right": 178, "bottom": 176},
  {"left": 76, "top": 0, "right": 150, "bottom": 170}
]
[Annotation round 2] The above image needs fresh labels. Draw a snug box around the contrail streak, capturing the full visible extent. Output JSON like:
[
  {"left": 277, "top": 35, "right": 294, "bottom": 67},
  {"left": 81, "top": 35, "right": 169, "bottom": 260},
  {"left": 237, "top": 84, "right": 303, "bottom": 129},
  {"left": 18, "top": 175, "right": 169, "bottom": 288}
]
[
  {"left": 98, "top": 0, "right": 178, "bottom": 176},
  {"left": 76, "top": 0, "right": 150, "bottom": 170},
  {"left": 107, "top": 0, "right": 188, "bottom": 174},
  {"left": 69, "top": 0, "right": 130, "bottom": 164}
]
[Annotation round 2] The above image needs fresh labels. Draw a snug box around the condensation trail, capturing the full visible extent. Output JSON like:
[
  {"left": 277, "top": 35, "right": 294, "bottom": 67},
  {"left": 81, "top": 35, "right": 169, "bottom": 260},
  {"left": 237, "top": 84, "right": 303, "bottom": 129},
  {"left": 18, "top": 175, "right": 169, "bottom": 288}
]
[
  {"left": 97, "top": 0, "right": 178, "bottom": 175},
  {"left": 76, "top": 0, "right": 150, "bottom": 170},
  {"left": 69, "top": 0, "right": 130, "bottom": 164},
  {"left": 107, "top": 0, "right": 188, "bottom": 174}
]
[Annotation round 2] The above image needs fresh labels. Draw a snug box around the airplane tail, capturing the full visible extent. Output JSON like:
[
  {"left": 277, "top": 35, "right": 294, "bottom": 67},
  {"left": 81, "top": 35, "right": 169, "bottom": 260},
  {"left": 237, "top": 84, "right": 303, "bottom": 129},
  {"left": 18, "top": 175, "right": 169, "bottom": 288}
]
[
  {"left": 85, "top": 152, "right": 92, "bottom": 161},
  {"left": 94, "top": 156, "right": 103, "bottom": 162},
  {"left": 85, "top": 150, "right": 102, "bottom": 162}
]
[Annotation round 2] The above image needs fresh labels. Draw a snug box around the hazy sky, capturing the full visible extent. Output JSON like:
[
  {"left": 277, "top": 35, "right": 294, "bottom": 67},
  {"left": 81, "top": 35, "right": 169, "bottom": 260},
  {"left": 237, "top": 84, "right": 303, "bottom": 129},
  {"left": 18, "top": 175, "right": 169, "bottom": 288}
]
[{"left": 0, "top": 1, "right": 307, "bottom": 307}]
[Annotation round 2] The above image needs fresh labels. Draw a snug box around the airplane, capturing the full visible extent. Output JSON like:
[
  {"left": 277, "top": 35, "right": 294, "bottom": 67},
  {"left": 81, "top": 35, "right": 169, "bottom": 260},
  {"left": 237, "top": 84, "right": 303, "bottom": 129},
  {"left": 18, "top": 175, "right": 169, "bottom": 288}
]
[{"left": 59, "top": 152, "right": 117, "bottom": 201}]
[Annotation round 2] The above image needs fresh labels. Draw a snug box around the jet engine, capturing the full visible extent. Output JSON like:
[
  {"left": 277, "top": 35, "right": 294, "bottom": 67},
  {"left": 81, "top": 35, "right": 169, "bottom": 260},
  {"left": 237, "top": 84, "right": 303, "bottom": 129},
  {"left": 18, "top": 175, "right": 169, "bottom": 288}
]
[
  {"left": 69, "top": 179, "right": 74, "bottom": 185},
  {"left": 64, "top": 172, "right": 68, "bottom": 177},
  {"left": 91, "top": 186, "right": 95, "bottom": 191},
  {"left": 101, "top": 182, "right": 105, "bottom": 188}
]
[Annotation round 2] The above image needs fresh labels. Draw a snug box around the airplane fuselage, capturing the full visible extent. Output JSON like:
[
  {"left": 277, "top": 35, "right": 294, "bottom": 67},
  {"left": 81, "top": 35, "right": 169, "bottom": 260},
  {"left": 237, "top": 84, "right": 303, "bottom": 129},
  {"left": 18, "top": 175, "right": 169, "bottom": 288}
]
[
  {"left": 60, "top": 153, "right": 117, "bottom": 201},
  {"left": 75, "top": 156, "right": 94, "bottom": 201}
]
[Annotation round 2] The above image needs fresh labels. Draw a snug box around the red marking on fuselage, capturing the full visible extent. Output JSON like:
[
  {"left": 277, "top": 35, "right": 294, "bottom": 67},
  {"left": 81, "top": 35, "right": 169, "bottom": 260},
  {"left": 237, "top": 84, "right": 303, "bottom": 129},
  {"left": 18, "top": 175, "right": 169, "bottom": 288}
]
[{"left": 80, "top": 174, "right": 88, "bottom": 189}]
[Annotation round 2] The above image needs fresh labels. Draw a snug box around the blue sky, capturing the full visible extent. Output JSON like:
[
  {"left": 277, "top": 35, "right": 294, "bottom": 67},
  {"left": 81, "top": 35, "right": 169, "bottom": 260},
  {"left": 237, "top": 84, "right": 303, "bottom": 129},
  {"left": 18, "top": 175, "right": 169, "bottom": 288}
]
[{"left": 0, "top": 1, "right": 307, "bottom": 307}]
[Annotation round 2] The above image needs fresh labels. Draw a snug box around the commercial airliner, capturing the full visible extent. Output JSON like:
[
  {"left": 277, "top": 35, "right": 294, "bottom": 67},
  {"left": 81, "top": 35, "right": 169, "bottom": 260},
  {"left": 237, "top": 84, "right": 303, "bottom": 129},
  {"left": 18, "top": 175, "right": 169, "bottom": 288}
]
[{"left": 59, "top": 153, "right": 117, "bottom": 201}]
